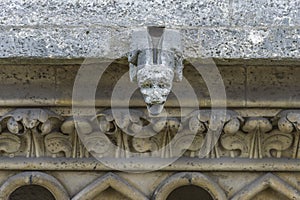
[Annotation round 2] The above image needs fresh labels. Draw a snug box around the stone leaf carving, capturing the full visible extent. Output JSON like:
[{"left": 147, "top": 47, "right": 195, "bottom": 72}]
[
  {"left": 83, "top": 132, "right": 114, "bottom": 157},
  {"left": 45, "top": 132, "right": 72, "bottom": 158},
  {"left": 221, "top": 132, "right": 248, "bottom": 158},
  {"left": 95, "top": 109, "right": 148, "bottom": 136},
  {"left": 242, "top": 118, "right": 272, "bottom": 159},
  {"left": 93, "top": 110, "right": 153, "bottom": 157},
  {"left": 277, "top": 111, "right": 300, "bottom": 133},
  {"left": 173, "top": 132, "right": 204, "bottom": 158},
  {"left": 262, "top": 130, "right": 293, "bottom": 158},
  {"left": 276, "top": 111, "right": 300, "bottom": 158},
  {"left": 0, "top": 132, "right": 21, "bottom": 155},
  {"left": 153, "top": 118, "right": 182, "bottom": 158},
  {"left": 56, "top": 117, "right": 92, "bottom": 158},
  {"left": 94, "top": 109, "right": 185, "bottom": 158},
  {"left": 131, "top": 118, "right": 182, "bottom": 157},
  {"left": 186, "top": 110, "right": 242, "bottom": 158},
  {"left": 0, "top": 109, "right": 63, "bottom": 135},
  {"left": 0, "top": 109, "right": 63, "bottom": 157},
  {"left": 171, "top": 114, "right": 206, "bottom": 157},
  {"left": 132, "top": 137, "right": 160, "bottom": 154},
  {"left": 0, "top": 108, "right": 298, "bottom": 159},
  {"left": 242, "top": 117, "right": 273, "bottom": 133},
  {"left": 222, "top": 117, "right": 293, "bottom": 159},
  {"left": 186, "top": 110, "right": 242, "bottom": 134},
  {"left": 61, "top": 117, "right": 93, "bottom": 135},
  {"left": 221, "top": 116, "right": 247, "bottom": 158},
  {"left": 1, "top": 109, "right": 63, "bottom": 135}
]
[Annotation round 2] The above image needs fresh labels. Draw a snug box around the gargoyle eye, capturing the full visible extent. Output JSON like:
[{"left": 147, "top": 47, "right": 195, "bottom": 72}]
[
  {"left": 158, "top": 83, "right": 169, "bottom": 88},
  {"left": 142, "top": 82, "right": 153, "bottom": 88}
]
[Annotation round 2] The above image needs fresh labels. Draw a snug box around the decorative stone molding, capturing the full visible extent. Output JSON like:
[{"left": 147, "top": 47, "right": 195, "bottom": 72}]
[
  {"left": 231, "top": 173, "right": 300, "bottom": 200},
  {"left": 0, "top": 109, "right": 63, "bottom": 158},
  {"left": 221, "top": 117, "right": 293, "bottom": 159},
  {"left": 276, "top": 110, "right": 300, "bottom": 158},
  {"left": 0, "top": 171, "right": 299, "bottom": 200},
  {"left": 152, "top": 172, "right": 227, "bottom": 200},
  {"left": 0, "top": 171, "right": 69, "bottom": 200},
  {"left": 72, "top": 172, "right": 148, "bottom": 200},
  {"left": 1, "top": 108, "right": 300, "bottom": 160}
]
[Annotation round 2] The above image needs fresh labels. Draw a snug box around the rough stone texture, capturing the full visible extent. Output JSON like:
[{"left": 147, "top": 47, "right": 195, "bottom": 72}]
[
  {"left": 0, "top": 0, "right": 299, "bottom": 59},
  {"left": 0, "top": 27, "right": 112, "bottom": 58},
  {"left": 0, "top": 1, "right": 299, "bottom": 200},
  {"left": 0, "top": 0, "right": 230, "bottom": 27},
  {"left": 231, "top": 0, "right": 300, "bottom": 26}
]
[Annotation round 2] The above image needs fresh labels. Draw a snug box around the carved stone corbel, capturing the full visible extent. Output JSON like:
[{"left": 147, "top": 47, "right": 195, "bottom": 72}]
[{"left": 129, "top": 27, "right": 183, "bottom": 115}]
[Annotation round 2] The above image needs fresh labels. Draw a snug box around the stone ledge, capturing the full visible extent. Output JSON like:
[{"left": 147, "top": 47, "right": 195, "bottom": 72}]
[{"left": 0, "top": 157, "right": 300, "bottom": 171}]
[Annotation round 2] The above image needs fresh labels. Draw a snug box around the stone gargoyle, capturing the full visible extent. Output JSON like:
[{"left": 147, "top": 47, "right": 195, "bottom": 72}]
[{"left": 128, "top": 27, "right": 183, "bottom": 115}]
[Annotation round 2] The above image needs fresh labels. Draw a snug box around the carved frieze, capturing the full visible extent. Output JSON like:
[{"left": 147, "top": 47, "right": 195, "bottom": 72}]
[
  {"left": 0, "top": 108, "right": 299, "bottom": 160},
  {"left": 0, "top": 109, "right": 63, "bottom": 157}
]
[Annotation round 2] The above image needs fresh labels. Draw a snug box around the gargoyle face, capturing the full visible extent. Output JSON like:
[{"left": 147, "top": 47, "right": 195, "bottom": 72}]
[{"left": 137, "top": 65, "right": 174, "bottom": 115}]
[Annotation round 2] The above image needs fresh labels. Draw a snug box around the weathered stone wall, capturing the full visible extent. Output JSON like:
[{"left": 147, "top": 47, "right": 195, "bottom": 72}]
[
  {"left": 0, "top": 0, "right": 299, "bottom": 59},
  {"left": 0, "top": 1, "right": 299, "bottom": 200}
]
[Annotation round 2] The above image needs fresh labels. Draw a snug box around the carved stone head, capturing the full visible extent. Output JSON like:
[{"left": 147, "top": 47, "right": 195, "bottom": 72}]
[
  {"left": 136, "top": 64, "right": 174, "bottom": 115},
  {"left": 129, "top": 28, "right": 183, "bottom": 115}
]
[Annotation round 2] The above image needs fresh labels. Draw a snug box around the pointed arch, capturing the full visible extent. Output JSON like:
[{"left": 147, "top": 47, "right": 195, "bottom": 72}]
[
  {"left": 72, "top": 172, "right": 148, "bottom": 200},
  {"left": 152, "top": 172, "right": 226, "bottom": 200},
  {"left": 0, "top": 171, "right": 69, "bottom": 200},
  {"left": 231, "top": 173, "right": 300, "bottom": 200}
]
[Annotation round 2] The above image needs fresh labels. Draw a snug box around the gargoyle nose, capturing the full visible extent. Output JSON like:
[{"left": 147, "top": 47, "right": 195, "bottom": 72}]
[{"left": 151, "top": 90, "right": 162, "bottom": 101}]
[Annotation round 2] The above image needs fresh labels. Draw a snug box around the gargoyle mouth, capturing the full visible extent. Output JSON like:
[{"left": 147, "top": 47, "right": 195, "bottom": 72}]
[{"left": 146, "top": 102, "right": 165, "bottom": 116}]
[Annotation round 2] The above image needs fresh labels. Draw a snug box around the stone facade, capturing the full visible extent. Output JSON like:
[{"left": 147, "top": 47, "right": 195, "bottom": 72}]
[{"left": 0, "top": 0, "right": 300, "bottom": 200}]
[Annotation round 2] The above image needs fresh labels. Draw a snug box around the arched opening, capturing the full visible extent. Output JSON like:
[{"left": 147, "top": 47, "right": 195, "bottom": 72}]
[
  {"left": 166, "top": 185, "right": 213, "bottom": 200},
  {"left": 153, "top": 172, "right": 226, "bottom": 200},
  {"left": 9, "top": 185, "right": 55, "bottom": 200}
]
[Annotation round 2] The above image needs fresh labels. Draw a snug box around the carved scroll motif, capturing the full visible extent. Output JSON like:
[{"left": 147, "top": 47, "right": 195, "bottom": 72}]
[
  {"left": 46, "top": 117, "right": 92, "bottom": 158},
  {"left": 182, "top": 110, "right": 242, "bottom": 158},
  {"left": 0, "top": 108, "right": 298, "bottom": 159},
  {"left": 94, "top": 109, "right": 150, "bottom": 158},
  {"left": 221, "top": 117, "right": 293, "bottom": 159},
  {"left": 277, "top": 111, "right": 300, "bottom": 158},
  {"left": 92, "top": 110, "right": 183, "bottom": 159},
  {"left": 0, "top": 109, "right": 63, "bottom": 157}
]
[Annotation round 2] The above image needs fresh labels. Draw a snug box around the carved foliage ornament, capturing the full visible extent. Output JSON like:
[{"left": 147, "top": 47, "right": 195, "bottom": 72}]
[
  {"left": 0, "top": 108, "right": 299, "bottom": 160},
  {"left": 0, "top": 109, "right": 63, "bottom": 157}
]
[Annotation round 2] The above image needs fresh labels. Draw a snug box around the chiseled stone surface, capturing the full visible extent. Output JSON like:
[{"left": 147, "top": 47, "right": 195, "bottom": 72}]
[
  {"left": 0, "top": 0, "right": 230, "bottom": 27},
  {"left": 0, "top": 0, "right": 299, "bottom": 59},
  {"left": 231, "top": 0, "right": 299, "bottom": 26}
]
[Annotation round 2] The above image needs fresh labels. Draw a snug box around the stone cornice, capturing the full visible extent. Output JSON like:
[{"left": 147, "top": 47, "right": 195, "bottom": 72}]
[{"left": 2, "top": 157, "right": 300, "bottom": 172}]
